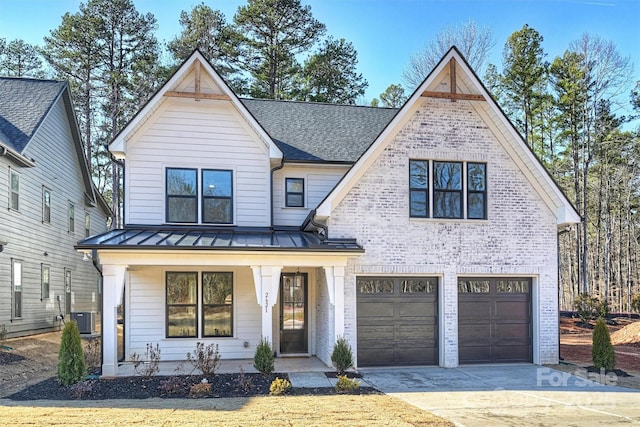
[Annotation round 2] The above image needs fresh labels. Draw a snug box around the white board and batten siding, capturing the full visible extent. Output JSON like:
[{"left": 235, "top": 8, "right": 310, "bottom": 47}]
[
  {"left": 125, "top": 97, "right": 272, "bottom": 227},
  {"left": 273, "top": 164, "right": 349, "bottom": 227},
  {"left": 125, "top": 266, "right": 261, "bottom": 360},
  {"left": 0, "top": 96, "right": 108, "bottom": 337}
]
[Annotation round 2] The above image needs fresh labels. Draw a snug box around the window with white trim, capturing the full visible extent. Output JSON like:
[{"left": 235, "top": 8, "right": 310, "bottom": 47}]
[
  {"left": 43, "top": 187, "right": 51, "bottom": 223},
  {"left": 409, "top": 159, "right": 487, "bottom": 220},
  {"left": 84, "top": 211, "right": 91, "bottom": 237},
  {"left": 68, "top": 202, "right": 75, "bottom": 232},
  {"left": 9, "top": 170, "right": 19, "bottom": 211},
  {"left": 12, "top": 259, "right": 22, "bottom": 318},
  {"left": 41, "top": 264, "right": 50, "bottom": 300}
]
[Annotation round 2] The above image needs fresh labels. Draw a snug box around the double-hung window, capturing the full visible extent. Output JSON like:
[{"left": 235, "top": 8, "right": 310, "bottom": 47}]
[
  {"left": 166, "top": 271, "right": 233, "bottom": 338},
  {"left": 41, "top": 264, "right": 50, "bottom": 300},
  {"left": 166, "top": 168, "right": 233, "bottom": 224},
  {"left": 84, "top": 212, "right": 91, "bottom": 237},
  {"left": 43, "top": 187, "right": 51, "bottom": 223},
  {"left": 10, "top": 170, "right": 19, "bottom": 211},
  {"left": 285, "top": 178, "right": 305, "bottom": 207},
  {"left": 409, "top": 159, "right": 487, "bottom": 220}
]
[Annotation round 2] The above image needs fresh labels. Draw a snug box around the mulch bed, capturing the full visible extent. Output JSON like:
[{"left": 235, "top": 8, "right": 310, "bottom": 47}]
[
  {"left": 584, "top": 366, "right": 632, "bottom": 378},
  {"left": 0, "top": 351, "right": 26, "bottom": 364},
  {"left": 324, "top": 371, "right": 363, "bottom": 379},
  {"left": 7, "top": 373, "right": 379, "bottom": 401}
]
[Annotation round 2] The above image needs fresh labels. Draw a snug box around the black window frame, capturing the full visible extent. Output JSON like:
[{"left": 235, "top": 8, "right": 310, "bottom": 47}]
[
  {"left": 433, "top": 161, "right": 463, "bottom": 219},
  {"left": 202, "top": 272, "right": 234, "bottom": 337},
  {"left": 166, "top": 168, "right": 198, "bottom": 223},
  {"left": 409, "top": 160, "right": 429, "bottom": 218},
  {"left": 285, "top": 177, "right": 305, "bottom": 208},
  {"left": 467, "top": 162, "right": 487, "bottom": 220},
  {"left": 201, "top": 169, "right": 233, "bottom": 224},
  {"left": 43, "top": 187, "right": 51, "bottom": 224},
  {"left": 166, "top": 272, "right": 198, "bottom": 338}
]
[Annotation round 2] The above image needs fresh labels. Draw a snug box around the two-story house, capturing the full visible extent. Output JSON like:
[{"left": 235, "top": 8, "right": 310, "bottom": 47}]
[
  {"left": 77, "top": 48, "right": 580, "bottom": 376},
  {"left": 0, "top": 77, "right": 111, "bottom": 338}
]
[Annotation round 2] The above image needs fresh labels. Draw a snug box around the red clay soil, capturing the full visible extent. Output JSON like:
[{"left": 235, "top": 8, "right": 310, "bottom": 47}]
[{"left": 560, "top": 316, "right": 640, "bottom": 374}]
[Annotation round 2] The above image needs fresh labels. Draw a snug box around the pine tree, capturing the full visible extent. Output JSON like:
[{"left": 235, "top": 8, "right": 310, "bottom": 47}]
[{"left": 57, "top": 321, "right": 86, "bottom": 386}]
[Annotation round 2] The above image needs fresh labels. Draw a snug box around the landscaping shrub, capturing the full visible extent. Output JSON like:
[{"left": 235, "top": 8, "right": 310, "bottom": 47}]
[
  {"left": 83, "top": 336, "right": 101, "bottom": 369},
  {"left": 186, "top": 342, "right": 221, "bottom": 375},
  {"left": 269, "top": 377, "right": 291, "bottom": 395},
  {"left": 130, "top": 343, "right": 161, "bottom": 377},
  {"left": 335, "top": 375, "right": 360, "bottom": 393},
  {"left": 57, "top": 321, "right": 86, "bottom": 386},
  {"left": 253, "top": 338, "right": 275, "bottom": 375},
  {"left": 331, "top": 336, "right": 354, "bottom": 376},
  {"left": 575, "top": 294, "right": 608, "bottom": 323},
  {"left": 592, "top": 317, "right": 616, "bottom": 371},
  {"left": 189, "top": 380, "right": 212, "bottom": 398},
  {"left": 235, "top": 366, "right": 254, "bottom": 392},
  {"left": 632, "top": 293, "right": 640, "bottom": 314}
]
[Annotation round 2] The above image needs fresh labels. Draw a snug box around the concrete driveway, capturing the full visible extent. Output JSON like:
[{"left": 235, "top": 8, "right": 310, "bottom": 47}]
[{"left": 361, "top": 365, "right": 639, "bottom": 426}]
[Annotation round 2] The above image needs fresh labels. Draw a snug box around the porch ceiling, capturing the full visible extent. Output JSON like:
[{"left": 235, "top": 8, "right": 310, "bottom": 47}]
[{"left": 76, "top": 226, "right": 363, "bottom": 253}]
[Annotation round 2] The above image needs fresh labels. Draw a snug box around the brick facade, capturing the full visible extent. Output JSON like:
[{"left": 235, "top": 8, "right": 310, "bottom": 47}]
[{"left": 329, "top": 97, "right": 560, "bottom": 367}]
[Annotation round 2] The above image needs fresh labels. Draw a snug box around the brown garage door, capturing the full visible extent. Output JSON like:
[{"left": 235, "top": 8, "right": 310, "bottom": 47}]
[
  {"left": 458, "top": 278, "right": 532, "bottom": 364},
  {"left": 357, "top": 277, "right": 438, "bottom": 367}
]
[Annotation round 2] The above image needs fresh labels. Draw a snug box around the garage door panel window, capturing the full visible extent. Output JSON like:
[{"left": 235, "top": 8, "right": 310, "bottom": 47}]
[
  {"left": 402, "top": 279, "right": 435, "bottom": 293},
  {"left": 358, "top": 279, "right": 394, "bottom": 294},
  {"left": 497, "top": 280, "right": 529, "bottom": 293},
  {"left": 458, "top": 279, "right": 490, "bottom": 293}
]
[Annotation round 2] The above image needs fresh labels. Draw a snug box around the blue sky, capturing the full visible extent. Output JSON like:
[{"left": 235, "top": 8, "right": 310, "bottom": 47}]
[{"left": 1, "top": 0, "right": 639, "bottom": 111}]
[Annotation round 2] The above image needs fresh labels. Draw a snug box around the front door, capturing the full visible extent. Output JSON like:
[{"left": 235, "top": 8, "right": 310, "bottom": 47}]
[{"left": 280, "top": 273, "right": 308, "bottom": 354}]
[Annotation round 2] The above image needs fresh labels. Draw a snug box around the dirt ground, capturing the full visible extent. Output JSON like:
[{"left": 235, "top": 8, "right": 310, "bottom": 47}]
[{"left": 553, "top": 316, "right": 640, "bottom": 390}]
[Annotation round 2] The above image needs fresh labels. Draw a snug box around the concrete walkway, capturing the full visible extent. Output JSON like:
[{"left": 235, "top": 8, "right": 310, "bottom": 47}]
[{"left": 361, "top": 365, "right": 640, "bottom": 426}]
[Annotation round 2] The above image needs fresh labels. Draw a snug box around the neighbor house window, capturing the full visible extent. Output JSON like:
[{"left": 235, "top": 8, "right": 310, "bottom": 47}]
[
  {"left": 43, "top": 187, "right": 51, "bottom": 223},
  {"left": 10, "top": 170, "right": 19, "bottom": 210},
  {"left": 41, "top": 264, "right": 50, "bottom": 300},
  {"left": 285, "top": 178, "right": 305, "bottom": 207},
  {"left": 12, "top": 259, "right": 22, "bottom": 318},
  {"left": 202, "top": 272, "right": 233, "bottom": 337},
  {"left": 84, "top": 211, "right": 91, "bottom": 237},
  {"left": 202, "top": 170, "right": 233, "bottom": 223},
  {"left": 410, "top": 160, "right": 487, "bottom": 220},
  {"left": 166, "top": 272, "right": 198, "bottom": 338},
  {"left": 68, "top": 202, "right": 75, "bottom": 232},
  {"left": 166, "top": 168, "right": 197, "bottom": 223}
]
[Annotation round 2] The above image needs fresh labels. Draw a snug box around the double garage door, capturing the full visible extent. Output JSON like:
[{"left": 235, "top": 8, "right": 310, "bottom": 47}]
[{"left": 356, "top": 276, "right": 532, "bottom": 367}]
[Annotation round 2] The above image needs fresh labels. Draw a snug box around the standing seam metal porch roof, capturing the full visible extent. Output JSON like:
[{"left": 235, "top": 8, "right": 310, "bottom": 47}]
[{"left": 76, "top": 227, "right": 363, "bottom": 252}]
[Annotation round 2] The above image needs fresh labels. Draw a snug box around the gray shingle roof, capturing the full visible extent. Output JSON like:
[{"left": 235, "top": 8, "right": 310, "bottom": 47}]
[
  {"left": 242, "top": 98, "right": 398, "bottom": 163},
  {"left": 0, "top": 77, "right": 66, "bottom": 153}
]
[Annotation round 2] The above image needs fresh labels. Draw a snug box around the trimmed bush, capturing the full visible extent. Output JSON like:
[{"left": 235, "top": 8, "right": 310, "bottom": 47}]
[
  {"left": 269, "top": 377, "right": 291, "bottom": 395},
  {"left": 592, "top": 317, "right": 615, "bottom": 371},
  {"left": 253, "top": 338, "right": 275, "bottom": 375},
  {"left": 186, "top": 342, "right": 221, "bottom": 376},
  {"left": 331, "top": 336, "right": 354, "bottom": 376},
  {"left": 335, "top": 375, "right": 360, "bottom": 393},
  {"left": 57, "top": 321, "right": 86, "bottom": 386}
]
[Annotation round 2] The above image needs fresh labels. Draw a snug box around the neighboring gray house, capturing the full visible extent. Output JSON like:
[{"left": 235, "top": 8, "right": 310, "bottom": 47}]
[
  {"left": 0, "top": 77, "right": 111, "bottom": 338},
  {"left": 77, "top": 48, "right": 580, "bottom": 377}
]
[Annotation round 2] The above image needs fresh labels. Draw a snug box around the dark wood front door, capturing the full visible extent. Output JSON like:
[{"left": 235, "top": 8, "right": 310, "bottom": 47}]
[{"left": 280, "top": 273, "right": 308, "bottom": 354}]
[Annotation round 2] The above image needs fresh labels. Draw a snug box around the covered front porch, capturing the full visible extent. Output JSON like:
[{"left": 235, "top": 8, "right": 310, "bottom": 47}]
[{"left": 76, "top": 228, "right": 363, "bottom": 377}]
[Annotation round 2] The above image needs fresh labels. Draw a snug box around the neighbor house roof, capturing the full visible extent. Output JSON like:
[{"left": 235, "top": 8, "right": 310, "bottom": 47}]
[
  {"left": 241, "top": 99, "right": 398, "bottom": 163},
  {"left": 77, "top": 227, "right": 363, "bottom": 252}
]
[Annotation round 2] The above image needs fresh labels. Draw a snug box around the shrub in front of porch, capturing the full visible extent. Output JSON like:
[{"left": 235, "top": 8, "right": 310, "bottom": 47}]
[
  {"left": 331, "top": 336, "right": 354, "bottom": 376},
  {"left": 57, "top": 321, "right": 86, "bottom": 386},
  {"left": 186, "top": 342, "right": 221, "bottom": 375},
  {"left": 254, "top": 338, "right": 275, "bottom": 375}
]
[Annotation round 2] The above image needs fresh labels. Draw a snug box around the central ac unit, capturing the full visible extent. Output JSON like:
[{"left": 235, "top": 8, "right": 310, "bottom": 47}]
[{"left": 70, "top": 312, "right": 95, "bottom": 334}]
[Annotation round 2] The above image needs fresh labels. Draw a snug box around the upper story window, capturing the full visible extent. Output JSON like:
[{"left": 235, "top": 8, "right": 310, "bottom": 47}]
[
  {"left": 285, "top": 178, "right": 305, "bottom": 207},
  {"left": 43, "top": 187, "right": 51, "bottom": 223},
  {"left": 68, "top": 202, "right": 75, "bottom": 232},
  {"left": 409, "top": 159, "right": 487, "bottom": 220},
  {"left": 84, "top": 211, "right": 91, "bottom": 237},
  {"left": 202, "top": 170, "right": 233, "bottom": 224},
  {"left": 166, "top": 167, "right": 233, "bottom": 224},
  {"left": 9, "top": 170, "right": 19, "bottom": 211}
]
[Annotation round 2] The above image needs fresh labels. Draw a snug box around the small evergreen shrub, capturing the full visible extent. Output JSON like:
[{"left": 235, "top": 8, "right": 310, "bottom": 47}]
[
  {"left": 130, "top": 343, "right": 161, "bottom": 377},
  {"left": 335, "top": 375, "right": 360, "bottom": 393},
  {"left": 331, "top": 336, "right": 354, "bottom": 376},
  {"left": 57, "top": 321, "right": 86, "bottom": 386},
  {"left": 253, "top": 338, "right": 275, "bottom": 375},
  {"left": 269, "top": 377, "right": 291, "bottom": 395},
  {"left": 575, "top": 294, "right": 608, "bottom": 323},
  {"left": 592, "top": 317, "right": 616, "bottom": 371},
  {"left": 186, "top": 342, "right": 221, "bottom": 376},
  {"left": 189, "top": 380, "right": 212, "bottom": 398}
]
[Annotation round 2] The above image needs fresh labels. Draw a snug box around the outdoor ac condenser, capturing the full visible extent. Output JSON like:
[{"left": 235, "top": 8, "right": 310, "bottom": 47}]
[{"left": 70, "top": 312, "right": 95, "bottom": 334}]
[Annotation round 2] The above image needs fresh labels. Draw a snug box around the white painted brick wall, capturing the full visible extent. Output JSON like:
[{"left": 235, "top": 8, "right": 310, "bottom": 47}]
[
  {"left": 329, "top": 98, "right": 560, "bottom": 366},
  {"left": 315, "top": 267, "right": 333, "bottom": 365}
]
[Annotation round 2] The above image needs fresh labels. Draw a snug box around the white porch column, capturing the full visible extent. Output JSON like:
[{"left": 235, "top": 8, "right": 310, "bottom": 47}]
[
  {"left": 251, "top": 266, "right": 282, "bottom": 344},
  {"left": 324, "top": 266, "right": 345, "bottom": 342},
  {"left": 101, "top": 264, "right": 126, "bottom": 377}
]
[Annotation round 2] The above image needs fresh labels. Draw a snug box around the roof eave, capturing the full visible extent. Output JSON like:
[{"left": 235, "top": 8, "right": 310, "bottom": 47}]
[{"left": 0, "top": 143, "right": 36, "bottom": 167}]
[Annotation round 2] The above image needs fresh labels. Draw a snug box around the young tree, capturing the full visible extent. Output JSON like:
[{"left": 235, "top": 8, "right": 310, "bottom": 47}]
[
  {"left": 0, "top": 39, "right": 46, "bottom": 78},
  {"left": 295, "top": 37, "right": 368, "bottom": 104},
  {"left": 379, "top": 83, "right": 407, "bottom": 108},
  {"left": 231, "top": 0, "right": 326, "bottom": 99},
  {"left": 403, "top": 19, "right": 494, "bottom": 89}
]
